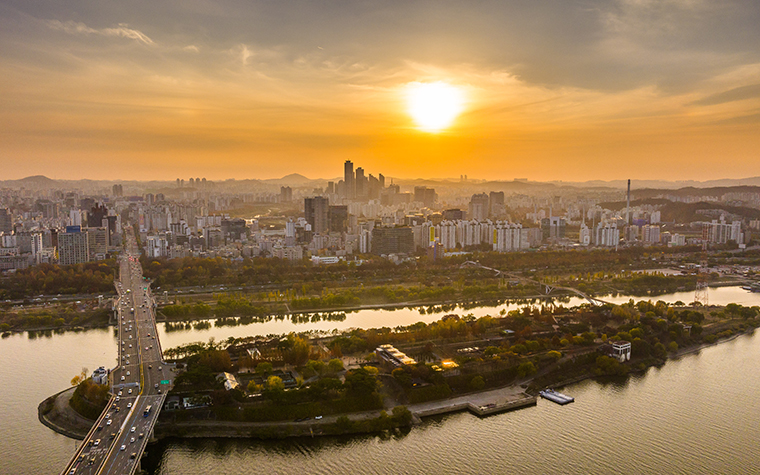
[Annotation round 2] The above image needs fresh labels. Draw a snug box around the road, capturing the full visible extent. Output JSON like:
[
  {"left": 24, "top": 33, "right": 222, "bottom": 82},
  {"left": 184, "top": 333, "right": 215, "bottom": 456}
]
[{"left": 60, "top": 230, "right": 174, "bottom": 475}]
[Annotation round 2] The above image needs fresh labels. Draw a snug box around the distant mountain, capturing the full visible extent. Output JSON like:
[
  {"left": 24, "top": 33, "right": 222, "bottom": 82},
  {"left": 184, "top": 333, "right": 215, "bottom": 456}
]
[
  {"left": 262, "top": 173, "right": 329, "bottom": 186},
  {"left": 553, "top": 177, "right": 760, "bottom": 190},
  {"left": 0, "top": 175, "right": 58, "bottom": 188}
]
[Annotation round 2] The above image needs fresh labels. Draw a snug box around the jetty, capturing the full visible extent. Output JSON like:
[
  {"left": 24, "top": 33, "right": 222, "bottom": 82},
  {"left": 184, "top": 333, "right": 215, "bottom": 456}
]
[{"left": 539, "top": 389, "right": 574, "bottom": 405}]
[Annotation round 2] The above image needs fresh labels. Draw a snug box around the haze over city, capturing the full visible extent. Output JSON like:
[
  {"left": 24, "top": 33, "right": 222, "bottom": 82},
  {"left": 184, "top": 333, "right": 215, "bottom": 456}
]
[{"left": 2, "top": 0, "right": 760, "bottom": 181}]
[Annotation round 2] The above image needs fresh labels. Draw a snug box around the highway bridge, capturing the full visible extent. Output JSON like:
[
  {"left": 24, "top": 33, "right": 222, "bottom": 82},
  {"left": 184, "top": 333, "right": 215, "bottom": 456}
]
[{"left": 60, "top": 230, "right": 174, "bottom": 475}]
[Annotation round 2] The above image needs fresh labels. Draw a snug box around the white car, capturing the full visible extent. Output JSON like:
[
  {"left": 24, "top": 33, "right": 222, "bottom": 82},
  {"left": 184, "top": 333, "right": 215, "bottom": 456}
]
[
  {"left": 127, "top": 402, "right": 133, "bottom": 408},
  {"left": 128, "top": 388, "right": 132, "bottom": 394},
  {"left": 120, "top": 445, "right": 126, "bottom": 451},
  {"left": 131, "top": 426, "right": 136, "bottom": 433},
  {"left": 107, "top": 420, "right": 112, "bottom": 426}
]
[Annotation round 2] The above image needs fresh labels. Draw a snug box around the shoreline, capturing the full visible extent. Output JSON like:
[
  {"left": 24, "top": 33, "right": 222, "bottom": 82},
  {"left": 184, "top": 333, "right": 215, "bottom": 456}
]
[
  {"left": 9, "top": 281, "right": 749, "bottom": 336},
  {"left": 39, "top": 325, "right": 757, "bottom": 442}
]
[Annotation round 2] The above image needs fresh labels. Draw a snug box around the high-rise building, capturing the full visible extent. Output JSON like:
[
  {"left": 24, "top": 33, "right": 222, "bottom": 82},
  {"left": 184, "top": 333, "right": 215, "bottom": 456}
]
[
  {"left": 355, "top": 167, "right": 367, "bottom": 199},
  {"left": 280, "top": 186, "right": 293, "bottom": 203},
  {"left": 304, "top": 196, "right": 330, "bottom": 234},
  {"left": 58, "top": 227, "right": 89, "bottom": 265},
  {"left": 541, "top": 217, "right": 566, "bottom": 240},
  {"left": 489, "top": 191, "right": 505, "bottom": 217},
  {"left": 442, "top": 209, "right": 465, "bottom": 221},
  {"left": 414, "top": 187, "right": 436, "bottom": 207},
  {"left": 85, "top": 227, "right": 108, "bottom": 260},
  {"left": 469, "top": 194, "right": 489, "bottom": 221},
  {"left": 328, "top": 205, "right": 348, "bottom": 233},
  {"left": 344, "top": 160, "right": 355, "bottom": 199},
  {"left": 371, "top": 226, "right": 415, "bottom": 255},
  {"left": 0, "top": 208, "right": 13, "bottom": 235}
]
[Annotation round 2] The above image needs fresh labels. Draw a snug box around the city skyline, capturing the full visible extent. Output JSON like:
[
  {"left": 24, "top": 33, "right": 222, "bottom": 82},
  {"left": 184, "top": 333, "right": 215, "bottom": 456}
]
[{"left": 2, "top": 1, "right": 760, "bottom": 181}]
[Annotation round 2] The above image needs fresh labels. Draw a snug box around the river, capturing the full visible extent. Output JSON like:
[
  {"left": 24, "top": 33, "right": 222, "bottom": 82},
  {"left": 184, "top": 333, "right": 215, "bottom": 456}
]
[{"left": 3, "top": 286, "right": 760, "bottom": 474}]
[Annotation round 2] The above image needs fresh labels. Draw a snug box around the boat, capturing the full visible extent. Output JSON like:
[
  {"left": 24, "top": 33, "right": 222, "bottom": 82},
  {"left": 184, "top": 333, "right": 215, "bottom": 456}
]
[{"left": 539, "top": 389, "right": 575, "bottom": 405}]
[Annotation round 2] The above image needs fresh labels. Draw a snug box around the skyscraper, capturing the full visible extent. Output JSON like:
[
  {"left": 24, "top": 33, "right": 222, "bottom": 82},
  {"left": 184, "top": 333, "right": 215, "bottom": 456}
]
[
  {"left": 304, "top": 196, "right": 330, "bottom": 234},
  {"left": 355, "top": 167, "right": 367, "bottom": 199},
  {"left": 344, "top": 160, "right": 355, "bottom": 199}
]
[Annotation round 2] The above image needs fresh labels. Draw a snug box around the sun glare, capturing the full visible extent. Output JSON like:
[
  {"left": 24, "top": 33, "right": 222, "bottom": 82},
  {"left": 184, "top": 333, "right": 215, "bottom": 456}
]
[{"left": 405, "top": 82, "right": 465, "bottom": 133}]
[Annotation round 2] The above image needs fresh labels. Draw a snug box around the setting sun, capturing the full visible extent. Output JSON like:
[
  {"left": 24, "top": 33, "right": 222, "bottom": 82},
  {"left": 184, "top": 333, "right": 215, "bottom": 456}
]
[{"left": 405, "top": 82, "right": 466, "bottom": 133}]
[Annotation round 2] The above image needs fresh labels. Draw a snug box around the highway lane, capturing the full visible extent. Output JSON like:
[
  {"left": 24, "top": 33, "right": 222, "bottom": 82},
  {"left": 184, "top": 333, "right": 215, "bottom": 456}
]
[{"left": 60, "top": 231, "right": 173, "bottom": 475}]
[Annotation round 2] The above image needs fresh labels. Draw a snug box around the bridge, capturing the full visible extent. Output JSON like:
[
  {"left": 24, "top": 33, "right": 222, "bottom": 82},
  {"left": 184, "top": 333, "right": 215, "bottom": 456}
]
[
  {"left": 460, "top": 260, "right": 611, "bottom": 306},
  {"left": 60, "top": 229, "right": 174, "bottom": 475}
]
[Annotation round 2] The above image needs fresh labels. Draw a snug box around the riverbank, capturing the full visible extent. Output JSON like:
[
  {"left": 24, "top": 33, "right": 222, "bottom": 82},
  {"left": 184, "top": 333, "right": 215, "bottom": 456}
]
[
  {"left": 38, "top": 387, "right": 92, "bottom": 440},
  {"left": 44, "top": 328, "right": 750, "bottom": 442}
]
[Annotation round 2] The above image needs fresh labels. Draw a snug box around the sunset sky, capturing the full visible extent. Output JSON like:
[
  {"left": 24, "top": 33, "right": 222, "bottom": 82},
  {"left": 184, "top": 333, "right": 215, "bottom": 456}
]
[{"left": 1, "top": 0, "right": 760, "bottom": 182}]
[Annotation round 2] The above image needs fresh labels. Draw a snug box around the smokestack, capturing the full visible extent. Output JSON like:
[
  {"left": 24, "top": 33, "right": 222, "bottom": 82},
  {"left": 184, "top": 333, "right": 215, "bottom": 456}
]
[{"left": 626, "top": 179, "right": 631, "bottom": 225}]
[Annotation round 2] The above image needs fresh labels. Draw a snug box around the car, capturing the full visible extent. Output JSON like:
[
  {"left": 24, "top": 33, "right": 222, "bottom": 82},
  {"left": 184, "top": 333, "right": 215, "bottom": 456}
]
[
  {"left": 315, "top": 415, "right": 323, "bottom": 420},
  {"left": 129, "top": 344, "right": 132, "bottom": 348},
  {"left": 115, "top": 397, "right": 120, "bottom": 402},
  {"left": 148, "top": 364, "right": 152, "bottom": 369},
  {"left": 128, "top": 388, "right": 132, "bottom": 394},
  {"left": 120, "top": 445, "right": 126, "bottom": 451},
  {"left": 126, "top": 371, "right": 130, "bottom": 376},
  {"left": 158, "top": 366, "right": 162, "bottom": 371},
  {"left": 69, "top": 468, "right": 76, "bottom": 474},
  {"left": 107, "top": 420, "right": 112, "bottom": 426},
  {"left": 130, "top": 437, "right": 135, "bottom": 443},
  {"left": 157, "top": 389, "right": 161, "bottom": 394},
  {"left": 127, "top": 402, "right": 133, "bottom": 408},
  {"left": 118, "top": 390, "right": 122, "bottom": 396},
  {"left": 130, "top": 453, "right": 137, "bottom": 459},
  {"left": 105, "top": 413, "right": 111, "bottom": 419},
  {"left": 121, "top": 376, "right": 125, "bottom": 381},
  {"left": 154, "top": 383, "right": 158, "bottom": 388},
  {"left": 131, "top": 426, "right": 136, "bottom": 432},
  {"left": 94, "top": 439, "right": 100, "bottom": 446},
  {"left": 97, "top": 425, "right": 103, "bottom": 431},
  {"left": 138, "top": 432, "right": 144, "bottom": 439}
]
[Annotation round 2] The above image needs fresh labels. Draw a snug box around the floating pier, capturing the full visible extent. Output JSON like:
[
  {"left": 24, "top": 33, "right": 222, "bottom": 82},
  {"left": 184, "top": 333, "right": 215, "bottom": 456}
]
[{"left": 539, "top": 389, "right": 575, "bottom": 405}]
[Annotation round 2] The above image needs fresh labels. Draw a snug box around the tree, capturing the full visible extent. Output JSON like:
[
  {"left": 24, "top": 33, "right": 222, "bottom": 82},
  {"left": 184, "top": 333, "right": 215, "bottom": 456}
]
[
  {"left": 469, "top": 375, "right": 485, "bottom": 391},
  {"left": 344, "top": 367, "right": 379, "bottom": 397},
  {"left": 255, "top": 362, "right": 273, "bottom": 375},
  {"left": 392, "top": 368, "right": 412, "bottom": 388},
  {"left": 266, "top": 375, "right": 284, "bottom": 391},
  {"left": 282, "top": 334, "right": 310, "bottom": 366},
  {"left": 70, "top": 367, "right": 88, "bottom": 386},
  {"left": 327, "top": 358, "right": 344, "bottom": 374},
  {"left": 247, "top": 380, "right": 263, "bottom": 393},
  {"left": 517, "top": 361, "right": 537, "bottom": 377}
]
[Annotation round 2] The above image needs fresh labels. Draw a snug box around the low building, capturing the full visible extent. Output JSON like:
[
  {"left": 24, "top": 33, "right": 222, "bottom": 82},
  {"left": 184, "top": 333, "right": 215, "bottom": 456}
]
[
  {"left": 375, "top": 344, "right": 416, "bottom": 368},
  {"left": 92, "top": 366, "right": 109, "bottom": 385},
  {"left": 606, "top": 340, "right": 632, "bottom": 362},
  {"left": 217, "top": 372, "right": 241, "bottom": 391}
]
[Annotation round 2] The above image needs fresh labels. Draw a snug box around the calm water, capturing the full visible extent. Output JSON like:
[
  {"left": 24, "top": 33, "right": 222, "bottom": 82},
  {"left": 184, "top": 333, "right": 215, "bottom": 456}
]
[{"left": 3, "top": 286, "right": 760, "bottom": 474}]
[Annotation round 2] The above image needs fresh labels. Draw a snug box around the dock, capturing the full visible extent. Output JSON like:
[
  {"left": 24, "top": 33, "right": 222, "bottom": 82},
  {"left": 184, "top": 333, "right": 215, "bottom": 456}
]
[
  {"left": 412, "top": 391, "right": 537, "bottom": 419},
  {"left": 539, "top": 389, "right": 575, "bottom": 405}
]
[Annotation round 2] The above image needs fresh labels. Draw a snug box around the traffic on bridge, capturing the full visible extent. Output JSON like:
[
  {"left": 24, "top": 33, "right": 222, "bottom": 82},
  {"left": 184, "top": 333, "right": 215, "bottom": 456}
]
[{"left": 60, "top": 230, "right": 174, "bottom": 475}]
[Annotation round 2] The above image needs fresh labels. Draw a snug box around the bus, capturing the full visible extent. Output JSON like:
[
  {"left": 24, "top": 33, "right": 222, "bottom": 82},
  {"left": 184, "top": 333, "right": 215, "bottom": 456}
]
[{"left": 143, "top": 405, "right": 152, "bottom": 417}]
